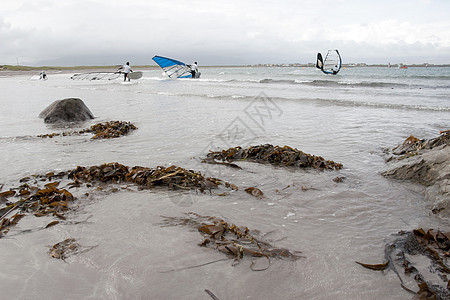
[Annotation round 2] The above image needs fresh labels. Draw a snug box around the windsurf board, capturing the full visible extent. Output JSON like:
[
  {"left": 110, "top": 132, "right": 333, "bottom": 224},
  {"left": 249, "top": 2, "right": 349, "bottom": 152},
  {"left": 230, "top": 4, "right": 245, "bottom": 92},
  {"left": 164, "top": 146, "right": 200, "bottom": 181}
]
[{"left": 128, "top": 71, "right": 143, "bottom": 80}]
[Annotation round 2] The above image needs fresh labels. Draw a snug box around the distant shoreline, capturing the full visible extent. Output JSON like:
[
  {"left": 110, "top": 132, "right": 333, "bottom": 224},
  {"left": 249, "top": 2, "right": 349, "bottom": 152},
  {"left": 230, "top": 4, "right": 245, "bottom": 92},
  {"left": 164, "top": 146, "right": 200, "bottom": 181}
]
[{"left": 1, "top": 63, "right": 449, "bottom": 76}]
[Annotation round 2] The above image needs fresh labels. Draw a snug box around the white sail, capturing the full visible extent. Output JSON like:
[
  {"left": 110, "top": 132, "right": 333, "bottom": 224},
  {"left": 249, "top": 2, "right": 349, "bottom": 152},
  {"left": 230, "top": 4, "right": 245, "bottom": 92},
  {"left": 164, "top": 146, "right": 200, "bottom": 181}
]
[
  {"left": 316, "top": 50, "right": 342, "bottom": 75},
  {"left": 71, "top": 72, "right": 121, "bottom": 81}
]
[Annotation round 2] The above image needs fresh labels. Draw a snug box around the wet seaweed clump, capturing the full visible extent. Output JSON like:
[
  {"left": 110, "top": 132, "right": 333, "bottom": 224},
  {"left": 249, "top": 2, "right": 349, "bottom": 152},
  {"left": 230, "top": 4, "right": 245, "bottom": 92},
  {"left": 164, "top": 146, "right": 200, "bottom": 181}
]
[
  {"left": 37, "top": 120, "right": 137, "bottom": 139},
  {"left": 244, "top": 187, "right": 264, "bottom": 198},
  {"left": 48, "top": 238, "right": 96, "bottom": 261},
  {"left": 356, "top": 228, "right": 450, "bottom": 299},
  {"left": 0, "top": 163, "right": 234, "bottom": 240},
  {"left": 90, "top": 121, "right": 137, "bottom": 139},
  {"left": 161, "top": 212, "right": 303, "bottom": 271},
  {"left": 49, "top": 238, "right": 80, "bottom": 260},
  {"left": 0, "top": 178, "right": 74, "bottom": 238},
  {"left": 206, "top": 144, "right": 343, "bottom": 170},
  {"left": 69, "top": 163, "right": 225, "bottom": 192},
  {"left": 388, "top": 130, "right": 450, "bottom": 160}
]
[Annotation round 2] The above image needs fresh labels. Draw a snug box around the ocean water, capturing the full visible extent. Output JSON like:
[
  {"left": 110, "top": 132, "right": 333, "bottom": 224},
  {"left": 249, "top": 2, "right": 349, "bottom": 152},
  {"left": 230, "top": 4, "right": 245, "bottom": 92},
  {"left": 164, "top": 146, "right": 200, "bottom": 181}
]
[{"left": 0, "top": 66, "right": 449, "bottom": 299}]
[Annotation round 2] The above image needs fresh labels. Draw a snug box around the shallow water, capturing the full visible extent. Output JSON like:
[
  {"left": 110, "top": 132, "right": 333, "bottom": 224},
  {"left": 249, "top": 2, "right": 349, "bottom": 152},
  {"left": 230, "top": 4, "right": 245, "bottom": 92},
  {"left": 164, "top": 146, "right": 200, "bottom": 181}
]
[{"left": 0, "top": 67, "right": 449, "bottom": 299}]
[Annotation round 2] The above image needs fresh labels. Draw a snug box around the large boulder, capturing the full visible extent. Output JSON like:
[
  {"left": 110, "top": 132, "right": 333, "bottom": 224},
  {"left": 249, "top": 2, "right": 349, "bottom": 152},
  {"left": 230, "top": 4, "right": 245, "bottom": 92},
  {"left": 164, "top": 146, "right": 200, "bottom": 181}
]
[{"left": 39, "top": 98, "right": 94, "bottom": 123}]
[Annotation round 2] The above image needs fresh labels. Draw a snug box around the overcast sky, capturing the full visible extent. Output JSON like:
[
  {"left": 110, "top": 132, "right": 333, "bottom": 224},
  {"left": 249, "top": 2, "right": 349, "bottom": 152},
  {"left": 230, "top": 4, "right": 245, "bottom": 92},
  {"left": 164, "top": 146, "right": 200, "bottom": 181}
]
[{"left": 1, "top": 0, "right": 449, "bottom": 66}]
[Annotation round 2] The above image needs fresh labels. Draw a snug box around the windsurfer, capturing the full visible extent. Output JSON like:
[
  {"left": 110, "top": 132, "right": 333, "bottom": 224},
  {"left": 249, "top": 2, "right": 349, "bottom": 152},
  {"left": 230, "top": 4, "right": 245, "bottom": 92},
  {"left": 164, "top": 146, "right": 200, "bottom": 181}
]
[
  {"left": 316, "top": 50, "right": 341, "bottom": 75},
  {"left": 119, "top": 62, "right": 133, "bottom": 81},
  {"left": 190, "top": 62, "right": 198, "bottom": 79},
  {"left": 39, "top": 71, "right": 47, "bottom": 80},
  {"left": 333, "top": 65, "right": 338, "bottom": 74},
  {"left": 152, "top": 55, "right": 197, "bottom": 78}
]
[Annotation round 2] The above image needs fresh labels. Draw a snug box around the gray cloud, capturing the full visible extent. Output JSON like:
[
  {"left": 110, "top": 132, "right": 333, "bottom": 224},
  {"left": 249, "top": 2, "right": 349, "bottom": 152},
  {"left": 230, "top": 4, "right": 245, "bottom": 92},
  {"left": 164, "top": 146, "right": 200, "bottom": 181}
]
[{"left": 1, "top": 0, "right": 450, "bottom": 66}]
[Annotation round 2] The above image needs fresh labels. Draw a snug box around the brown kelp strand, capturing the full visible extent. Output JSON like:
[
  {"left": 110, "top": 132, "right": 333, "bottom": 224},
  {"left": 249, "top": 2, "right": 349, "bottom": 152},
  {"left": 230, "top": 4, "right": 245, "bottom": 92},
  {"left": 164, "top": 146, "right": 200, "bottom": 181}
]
[
  {"left": 206, "top": 144, "right": 343, "bottom": 170},
  {"left": 0, "top": 190, "right": 16, "bottom": 203},
  {"left": 37, "top": 120, "right": 137, "bottom": 139},
  {"left": 161, "top": 212, "right": 303, "bottom": 271},
  {"left": 356, "top": 228, "right": 450, "bottom": 299},
  {"left": 388, "top": 131, "right": 450, "bottom": 159},
  {"left": 200, "top": 157, "right": 243, "bottom": 169},
  {"left": 0, "top": 213, "right": 25, "bottom": 237}
]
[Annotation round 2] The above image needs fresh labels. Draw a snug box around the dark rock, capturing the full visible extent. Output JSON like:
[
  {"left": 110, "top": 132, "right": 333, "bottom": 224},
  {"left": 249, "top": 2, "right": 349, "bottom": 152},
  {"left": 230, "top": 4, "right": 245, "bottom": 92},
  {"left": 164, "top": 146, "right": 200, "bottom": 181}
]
[
  {"left": 382, "top": 133, "right": 450, "bottom": 216},
  {"left": 39, "top": 98, "right": 94, "bottom": 123}
]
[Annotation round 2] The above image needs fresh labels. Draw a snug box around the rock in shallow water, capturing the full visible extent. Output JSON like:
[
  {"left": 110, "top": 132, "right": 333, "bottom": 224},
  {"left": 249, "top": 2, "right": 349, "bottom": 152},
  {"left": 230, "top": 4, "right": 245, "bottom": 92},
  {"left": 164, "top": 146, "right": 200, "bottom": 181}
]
[
  {"left": 382, "top": 132, "right": 450, "bottom": 216},
  {"left": 38, "top": 98, "right": 94, "bottom": 123}
]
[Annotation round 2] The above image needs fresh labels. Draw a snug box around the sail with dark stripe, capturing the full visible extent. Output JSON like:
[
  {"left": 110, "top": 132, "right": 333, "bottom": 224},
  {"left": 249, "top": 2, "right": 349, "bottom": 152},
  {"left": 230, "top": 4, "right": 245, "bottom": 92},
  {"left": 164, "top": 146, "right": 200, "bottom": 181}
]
[
  {"left": 316, "top": 50, "right": 342, "bottom": 75},
  {"left": 316, "top": 53, "right": 324, "bottom": 70}
]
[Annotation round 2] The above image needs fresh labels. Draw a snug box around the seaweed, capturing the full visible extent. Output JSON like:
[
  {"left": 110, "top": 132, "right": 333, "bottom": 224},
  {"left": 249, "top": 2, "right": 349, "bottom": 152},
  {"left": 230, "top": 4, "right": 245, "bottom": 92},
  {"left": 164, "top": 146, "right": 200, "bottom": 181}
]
[
  {"left": 355, "top": 261, "right": 389, "bottom": 271},
  {"left": 37, "top": 120, "right": 137, "bottom": 140},
  {"left": 388, "top": 131, "right": 450, "bottom": 160},
  {"left": 90, "top": 121, "right": 137, "bottom": 139},
  {"left": 0, "top": 190, "right": 16, "bottom": 202},
  {"left": 48, "top": 238, "right": 80, "bottom": 260},
  {"left": 160, "top": 212, "right": 303, "bottom": 271},
  {"left": 244, "top": 187, "right": 264, "bottom": 199},
  {"left": 200, "top": 157, "right": 242, "bottom": 170},
  {"left": 48, "top": 238, "right": 96, "bottom": 261},
  {"left": 205, "top": 144, "right": 343, "bottom": 170},
  {"left": 0, "top": 163, "right": 236, "bottom": 239},
  {"left": 68, "top": 163, "right": 227, "bottom": 193},
  {"left": 204, "top": 289, "right": 220, "bottom": 300},
  {"left": 356, "top": 228, "right": 450, "bottom": 299},
  {"left": 333, "top": 176, "right": 345, "bottom": 183},
  {"left": 0, "top": 180, "right": 74, "bottom": 238}
]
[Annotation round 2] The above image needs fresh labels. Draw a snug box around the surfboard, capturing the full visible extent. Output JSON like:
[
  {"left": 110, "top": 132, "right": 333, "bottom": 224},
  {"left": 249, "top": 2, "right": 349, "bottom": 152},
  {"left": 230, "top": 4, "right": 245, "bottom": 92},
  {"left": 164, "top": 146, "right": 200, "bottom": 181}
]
[{"left": 128, "top": 71, "right": 143, "bottom": 80}]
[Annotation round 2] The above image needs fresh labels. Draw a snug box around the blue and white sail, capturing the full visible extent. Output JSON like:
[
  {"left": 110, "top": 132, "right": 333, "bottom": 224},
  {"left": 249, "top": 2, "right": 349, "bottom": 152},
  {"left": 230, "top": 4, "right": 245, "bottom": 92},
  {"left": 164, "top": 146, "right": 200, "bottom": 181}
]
[
  {"left": 316, "top": 50, "right": 342, "bottom": 75},
  {"left": 152, "top": 55, "right": 192, "bottom": 78}
]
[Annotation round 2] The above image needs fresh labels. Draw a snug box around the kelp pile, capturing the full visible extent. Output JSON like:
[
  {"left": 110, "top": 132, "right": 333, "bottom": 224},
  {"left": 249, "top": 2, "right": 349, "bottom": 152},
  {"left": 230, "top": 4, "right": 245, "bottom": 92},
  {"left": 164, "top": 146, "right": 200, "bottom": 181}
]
[
  {"left": 68, "top": 163, "right": 226, "bottom": 192},
  {"left": 356, "top": 228, "right": 449, "bottom": 299},
  {"left": 205, "top": 144, "right": 343, "bottom": 170},
  {"left": 388, "top": 131, "right": 450, "bottom": 160},
  {"left": 37, "top": 120, "right": 137, "bottom": 139},
  {"left": 90, "top": 121, "right": 137, "bottom": 139},
  {"left": 0, "top": 163, "right": 234, "bottom": 239},
  {"left": 161, "top": 212, "right": 303, "bottom": 271}
]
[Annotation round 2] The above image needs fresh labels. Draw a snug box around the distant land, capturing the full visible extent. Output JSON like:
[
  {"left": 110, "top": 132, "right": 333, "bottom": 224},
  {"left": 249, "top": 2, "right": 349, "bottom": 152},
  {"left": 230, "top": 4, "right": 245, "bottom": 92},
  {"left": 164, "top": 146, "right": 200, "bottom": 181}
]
[
  {"left": 249, "top": 63, "right": 450, "bottom": 68},
  {"left": 1, "top": 62, "right": 449, "bottom": 72}
]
